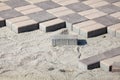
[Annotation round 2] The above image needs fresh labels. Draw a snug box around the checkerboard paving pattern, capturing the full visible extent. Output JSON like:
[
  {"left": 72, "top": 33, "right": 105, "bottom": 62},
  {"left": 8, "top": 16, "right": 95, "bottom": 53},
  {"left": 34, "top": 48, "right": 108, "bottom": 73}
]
[{"left": 0, "top": 0, "right": 120, "bottom": 37}]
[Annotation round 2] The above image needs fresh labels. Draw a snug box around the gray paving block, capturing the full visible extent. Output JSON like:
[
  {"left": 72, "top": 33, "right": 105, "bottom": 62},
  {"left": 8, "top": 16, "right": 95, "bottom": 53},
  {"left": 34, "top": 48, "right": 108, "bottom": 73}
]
[
  {"left": 0, "top": 9, "right": 23, "bottom": 19},
  {"left": 94, "top": 15, "right": 120, "bottom": 26},
  {"left": 116, "top": 30, "right": 120, "bottom": 38},
  {"left": 105, "top": 0, "right": 120, "bottom": 3},
  {"left": 0, "top": 17, "right": 5, "bottom": 27},
  {"left": 97, "top": 4, "right": 120, "bottom": 14},
  {"left": 66, "top": 2, "right": 92, "bottom": 12},
  {"left": 27, "top": 11, "right": 56, "bottom": 23},
  {"left": 112, "top": 62, "right": 120, "bottom": 72},
  {"left": 52, "top": 35, "right": 78, "bottom": 46},
  {"left": 35, "top": 1, "right": 61, "bottom": 10},
  {"left": 79, "top": 47, "right": 120, "bottom": 70},
  {"left": 60, "top": 13, "right": 88, "bottom": 30},
  {"left": 11, "top": 20, "right": 39, "bottom": 33},
  {"left": 40, "top": 18, "right": 66, "bottom": 32},
  {"left": 5, "top": 0, "right": 30, "bottom": 8}
]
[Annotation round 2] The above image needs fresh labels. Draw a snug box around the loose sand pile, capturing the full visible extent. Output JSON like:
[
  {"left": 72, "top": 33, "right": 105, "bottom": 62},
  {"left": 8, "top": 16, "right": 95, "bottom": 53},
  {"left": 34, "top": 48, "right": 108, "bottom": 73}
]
[{"left": 0, "top": 27, "right": 120, "bottom": 80}]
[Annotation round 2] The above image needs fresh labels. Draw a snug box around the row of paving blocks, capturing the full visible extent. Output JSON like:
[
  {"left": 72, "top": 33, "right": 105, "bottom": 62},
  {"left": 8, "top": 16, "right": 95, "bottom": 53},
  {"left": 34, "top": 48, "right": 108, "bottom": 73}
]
[
  {"left": 0, "top": 16, "right": 66, "bottom": 33},
  {"left": 79, "top": 47, "right": 120, "bottom": 72}
]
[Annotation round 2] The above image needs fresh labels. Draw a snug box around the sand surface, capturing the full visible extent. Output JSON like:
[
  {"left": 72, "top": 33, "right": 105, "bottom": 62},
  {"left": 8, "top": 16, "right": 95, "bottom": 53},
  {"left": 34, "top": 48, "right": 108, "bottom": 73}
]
[{"left": 0, "top": 26, "right": 120, "bottom": 80}]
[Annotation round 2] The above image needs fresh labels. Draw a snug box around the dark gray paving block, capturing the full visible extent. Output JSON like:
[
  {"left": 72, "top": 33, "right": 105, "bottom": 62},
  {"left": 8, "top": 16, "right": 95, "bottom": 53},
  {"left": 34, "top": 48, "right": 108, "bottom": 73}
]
[
  {"left": 52, "top": 35, "right": 78, "bottom": 46},
  {"left": 35, "top": 1, "right": 61, "bottom": 10},
  {"left": 79, "top": 47, "right": 120, "bottom": 70},
  {"left": 97, "top": 4, "right": 120, "bottom": 14},
  {"left": 60, "top": 13, "right": 88, "bottom": 30},
  {"left": 5, "top": 0, "right": 30, "bottom": 8},
  {"left": 94, "top": 15, "right": 120, "bottom": 26},
  {"left": 27, "top": 11, "right": 56, "bottom": 23},
  {"left": 0, "top": 17, "right": 5, "bottom": 27},
  {"left": 105, "top": 0, "right": 120, "bottom": 3},
  {"left": 0, "top": 9, "right": 23, "bottom": 19},
  {"left": 66, "top": 2, "right": 92, "bottom": 12}
]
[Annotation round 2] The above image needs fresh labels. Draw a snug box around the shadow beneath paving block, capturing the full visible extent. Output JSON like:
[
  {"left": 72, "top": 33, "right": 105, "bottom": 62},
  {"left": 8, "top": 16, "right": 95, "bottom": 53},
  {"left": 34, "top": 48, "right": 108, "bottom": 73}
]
[{"left": 77, "top": 39, "right": 87, "bottom": 45}]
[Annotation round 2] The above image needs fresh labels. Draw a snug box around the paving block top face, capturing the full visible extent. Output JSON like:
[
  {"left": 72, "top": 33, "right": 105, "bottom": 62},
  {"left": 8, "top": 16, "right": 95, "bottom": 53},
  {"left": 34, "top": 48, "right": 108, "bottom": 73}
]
[
  {"left": 94, "top": 15, "right": 120, "bottom": 27},
  {"left": 97, "top": 4, "right": 120, "bottom": 14},
  {"left": 66, "top": 2, "right": 92, "bottom": 12},
  {"left": 5, "top": 0, "right": 30, "bottom": 8},
  {"left": 35, "top": 1, "right": 61, "bottom": 10},
  {"left": 27, "top": 11, "right": 56, "bottom": 23},
  {"left": 60, "top": 13, "right": 88, "bottom": 24},
  {"left": 0, "top": 9, "right": 23, "bottom": 19},
  {"left": 105, "top": 0, "right": 120, "bottom": 3}
]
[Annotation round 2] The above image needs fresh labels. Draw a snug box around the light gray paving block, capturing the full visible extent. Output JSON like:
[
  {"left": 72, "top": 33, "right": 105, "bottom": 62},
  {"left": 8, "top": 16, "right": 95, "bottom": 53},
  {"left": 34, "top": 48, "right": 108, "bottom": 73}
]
[
  {"left": 52, "top": 35, "right": 78, "bottom": 46},
  {"left": 107, "top": 23, "right": 120, "bottom": 37},
  {"left": 94, "top": 15, "right": 120, "bottom": 26},
  {"left": 0, "top": 9, "right": 23, "bottom": 19},
  {"left": 105, "top": 0, "right": 120, "bottom": 3},
  {"left": 0, "top": 17, "right": 5, "bottom": 27},
  {"left": 35, "top": 1, "right": 61, "bottom": 10},
  {"left": 79, "top": 47, "right": 120, "bottom": 70},
  {"left": 100, "top": 56, "right": 120, "bottom": 72},
  {"left": 40, "top": 18, "right": 66, "bottom": 32},
  {"left": 112, "top": 62, "right": 120, "bottom": 72},
  {"left": 11, "top": 20, "right": 39, "bottom": 33},
  {"left": 27, "top": 11, "right": 56, "bottom": 23},
  {"left": 5, "top": 0, "right": 30, "bottom": 8},
  {"left": 97, "top": 4, "right": 120, "bottom": 14},
  {"left": 116, "top": 30, "right": 120, "bottom": 38},
  {"left": 66, "top": 2, "right": 92, "bottom": 12},
  {"left": 60, "top": 13, "right": 88, "bottom": 30},
  {"left": 6, "top": 16, "right": 30, "bottom": 29}
]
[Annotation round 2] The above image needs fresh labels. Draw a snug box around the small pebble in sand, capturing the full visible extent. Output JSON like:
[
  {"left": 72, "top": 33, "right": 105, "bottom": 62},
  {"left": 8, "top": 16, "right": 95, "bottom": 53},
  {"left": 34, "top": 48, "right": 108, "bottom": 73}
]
[
  {"left": 103, "top": 36, "right": 106, "bottom": 38},
  {"left": 59, "top": 69, "right": 66, "bottom": 72},
  {"left": 48, "top": 67, "right": 55, "bottom": 71}
]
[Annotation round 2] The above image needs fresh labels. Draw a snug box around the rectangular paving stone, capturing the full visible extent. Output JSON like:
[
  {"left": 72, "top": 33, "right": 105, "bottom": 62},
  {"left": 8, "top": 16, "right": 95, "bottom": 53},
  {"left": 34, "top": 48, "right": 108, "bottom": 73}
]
[
  {"left": 110, "top": 12, "right": 120, "bottom": 19},
  {"left": 15, "top": 5, "right": 43, "bottom": 15},
  {"left": 88, "top": 1, "right": 109, "bottom": 8},
  {"left": 80, "top": 23, "right": 107, "bottom": 38},
  {"left": 11, "top": 19, "right": 39, "bottom": 33},
  {"left": 83, "top": 0, "right": 103, "bottom": 5},
  {"left": 66, "top": 2, "right": 92, "bottom": 12},
  {"left": 94, "top": 15, "right": 120, "bottom": 27},
  {"left": 97, "top": 4, "right": 120, "bottom": 14},
  {"left": 47, "top": 7, "right": 75, "bottom": 17},
  {"left": 79, "top": 47, "right": 120, "bottom": 70},
  {"left": 25, "top": 0, "right": 49, "bottom": 4},
  {"left": 60, "top": 13, "right": 88, "bottom": 30},
  {"left": 52, "top": 35, "right": 78, "bottom": 46},
  {"left": 0, "top": 9, "right": 23, "bottom": 19},
  {"left": 105, "top": 0, "right": 120, "bottom": 3},
  {"left": 113, "top": 1, "right": 120, "bottom": 7},
  {"left": 111, "top": 62, "right": 120, "bottom": 72},
  {"left": 6, "top": 16, "right": 30, "bottom": 29},
  {"left": 40, "top": 18, "right": 66, "bottom": 32},
  {"left": 100, "top": 55, "right": 120, "bottom": 72},
  {"left": 107, "top": 23, "right": 120, "bottom": 37},
  {"left": 52, "top": 0, "right": 79, "bottom": 6},
  {"left": 35, "top": 1, "right": 61, "bottom": 10},
  {"left": 27, "top": 11, "right": 56, "bottom": 23},
  {"left": 0, "top": 4, "right": 11, "bottom": 12},
  {"left": 5, "top": 0, "right": 30, "bottom": 8},
  {"left": 0, "top": 17, "right": 5, "bottom": 27}
]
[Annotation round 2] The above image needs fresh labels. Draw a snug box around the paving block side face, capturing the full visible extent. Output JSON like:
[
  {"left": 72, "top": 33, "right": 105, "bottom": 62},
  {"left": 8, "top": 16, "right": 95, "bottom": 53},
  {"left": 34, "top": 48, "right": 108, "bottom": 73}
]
[
  {"left": 52, "top": 35, "right": 78, "bottom": 46},
  {"left": 112, "top": 62, "right": 120, "bottom": 72},
  {"left": 40, "top": 19, "right": 66, "bottom": 32},
  {"left": 107, "top": 23, "right": 120, "bottom": 37},
  {"left": 0, "top": 17, "right": 5, "bottom": 27},
  {"left": 11, "top": 20, "right": 39, "bottom": 33}
]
